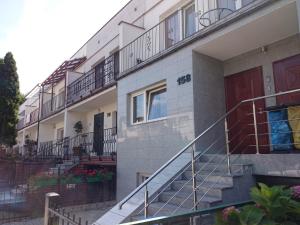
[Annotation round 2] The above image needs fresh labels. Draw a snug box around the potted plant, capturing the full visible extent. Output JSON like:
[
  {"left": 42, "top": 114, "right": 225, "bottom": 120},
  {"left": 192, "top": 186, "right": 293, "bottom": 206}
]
[{"left": 73, "top": 121, "right": 83, "bottom": 135}]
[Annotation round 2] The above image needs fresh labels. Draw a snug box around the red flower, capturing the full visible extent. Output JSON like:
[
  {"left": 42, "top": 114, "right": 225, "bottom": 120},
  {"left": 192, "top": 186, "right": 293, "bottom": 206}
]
[{"left": 222, "top": 206, "right": 239, "bottom": 221}]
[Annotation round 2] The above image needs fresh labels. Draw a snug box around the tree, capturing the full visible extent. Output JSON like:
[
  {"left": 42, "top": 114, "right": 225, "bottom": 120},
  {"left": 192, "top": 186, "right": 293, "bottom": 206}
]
[{"left": 0, "top": 52, "right": 22, "bottom": 146}]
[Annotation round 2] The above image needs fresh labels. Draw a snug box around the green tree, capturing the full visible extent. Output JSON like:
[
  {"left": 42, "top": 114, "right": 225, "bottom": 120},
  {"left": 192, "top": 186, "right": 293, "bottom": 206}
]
[{"left": 0, "top": 52, "right": 22, "bottom": 146}]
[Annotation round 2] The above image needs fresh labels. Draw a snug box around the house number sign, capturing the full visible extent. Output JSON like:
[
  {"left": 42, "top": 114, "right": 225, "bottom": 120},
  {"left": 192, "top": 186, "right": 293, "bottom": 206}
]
[{"left": 177, "top": 74, "right": 191, "bottom": 85}]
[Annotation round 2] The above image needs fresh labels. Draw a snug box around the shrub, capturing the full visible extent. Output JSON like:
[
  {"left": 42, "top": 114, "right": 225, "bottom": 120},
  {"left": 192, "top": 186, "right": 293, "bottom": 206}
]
[{"left": 215, "top": 183, "right": 300, "bottom": 225}]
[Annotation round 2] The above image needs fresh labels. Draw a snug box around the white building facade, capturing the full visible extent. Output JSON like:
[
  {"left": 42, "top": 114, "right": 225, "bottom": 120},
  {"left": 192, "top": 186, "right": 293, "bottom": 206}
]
[{"left": 16, "top": 0, "right": 300, "bottom": 224}]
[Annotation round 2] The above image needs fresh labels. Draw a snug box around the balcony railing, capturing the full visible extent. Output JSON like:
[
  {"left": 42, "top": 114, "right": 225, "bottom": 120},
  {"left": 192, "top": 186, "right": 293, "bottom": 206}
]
[
  {"left": 38, "top": 140, "right": 65, "bottom": 159},
  {"left": 119, "top": 0, "right": 257, "bottom": 75},
  {"left": 26, "top": 108, "right": 39, "bottom": 126},
  {"left": 69, "top": 127, "right": 117, "bottom": 157},
  {"left": 67, "top": 53, "right": 119, "bottom": 104},
  {"left": 42, "top": 91, "right": 65, "bottom": 119},
  {"left": 37, "top": 127, "right": 117, "bottom": 159}
]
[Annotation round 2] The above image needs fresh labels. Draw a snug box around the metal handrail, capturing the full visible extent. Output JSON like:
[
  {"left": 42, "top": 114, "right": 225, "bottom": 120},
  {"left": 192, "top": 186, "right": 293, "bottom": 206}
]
[
  {"left": 118, "top": 87, "right": 300, "bottom": 210},
  {"left": 120, "top": 200, "right": 252, "bottom": 225}
]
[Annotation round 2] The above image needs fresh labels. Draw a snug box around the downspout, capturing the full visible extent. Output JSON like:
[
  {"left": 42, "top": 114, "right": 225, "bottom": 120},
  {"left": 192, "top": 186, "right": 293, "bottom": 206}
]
[
  {"left": 51, "top": 80, "right": 54, "bottom": 111},
  {"left": 36, "top": 85, "right": 42, "bottom": 147}
]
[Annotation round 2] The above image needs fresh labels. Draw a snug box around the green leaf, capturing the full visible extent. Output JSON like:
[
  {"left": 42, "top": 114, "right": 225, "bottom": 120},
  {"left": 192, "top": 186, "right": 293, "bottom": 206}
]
[{"left": 239, "top": 205, "right": 264, "bottom": 225}]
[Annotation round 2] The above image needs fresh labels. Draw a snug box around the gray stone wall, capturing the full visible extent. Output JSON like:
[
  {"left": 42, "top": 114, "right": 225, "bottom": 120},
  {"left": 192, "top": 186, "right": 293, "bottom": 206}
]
[
  {"left": 233, "top": 154, "right": 300, "bottom": 177},
  {"left": 117, "top": 46, "right": 196, "bottom": 200},
  {"left": 192, "top": 52, "right": 226, "bottom": 153}
]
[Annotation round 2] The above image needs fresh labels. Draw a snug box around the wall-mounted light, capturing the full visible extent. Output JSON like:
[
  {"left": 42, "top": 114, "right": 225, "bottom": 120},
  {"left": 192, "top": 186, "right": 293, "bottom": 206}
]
[{"left": 261, "top": 46, "right": 268, "bottom": 54}]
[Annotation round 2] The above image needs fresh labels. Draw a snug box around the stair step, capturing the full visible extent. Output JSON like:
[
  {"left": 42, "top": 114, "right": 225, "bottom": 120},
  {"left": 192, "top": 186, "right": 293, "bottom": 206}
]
[
  {"left": 198, "top": 154, "right": 228, "bottom": 163},
  {"left": 171, "top": 180, "right": 232, "bottom": 198},
  {"left": 147, "top": 202, "right": 190, "bottom": 216},
  {"left": 193, "top": 163, "right": 245, "bottom": 174},
  {"left": 159, "top": 191, "right": 221, "bottom": 209},
  {"left": 183, "top": 171, "right": 236, "bottom": 185}
]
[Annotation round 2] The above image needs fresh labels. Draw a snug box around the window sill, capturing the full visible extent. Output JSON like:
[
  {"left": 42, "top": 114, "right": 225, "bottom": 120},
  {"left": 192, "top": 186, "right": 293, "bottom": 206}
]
[{"left": 131, "top": 117, "right": 167, "bottom": 126}]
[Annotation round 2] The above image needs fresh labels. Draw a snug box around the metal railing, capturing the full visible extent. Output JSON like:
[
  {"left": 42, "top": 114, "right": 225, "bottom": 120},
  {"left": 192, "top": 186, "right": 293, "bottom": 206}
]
[
  {"left": 120, "top": 200, "right": 252, "bottom": 225},
  {"left": 37, "top": 128, "right": 117, "bottom": 159},
  {"left": 67, "top": 53, "right": 119, "bottom": 104},
  {"left": 118, "top": 88, "right": 300, "bottom": 220},
  {"left": 38, "top": 139, "right": 66, "bottom": 159},
  {"left": 68, "top": 128, "right": 117, "bottom": 157},
  {"left": 27, "top": 108, "right": 39, "bottom": 125},
  {"left": 42, "top": 91, "right": 65, "bottom": 119},
  {"left": 119, "top": 0, "right": 257, "bottom": 75},
  {"left": 44, "top": 193, "right": 89, "bottom": 225}
]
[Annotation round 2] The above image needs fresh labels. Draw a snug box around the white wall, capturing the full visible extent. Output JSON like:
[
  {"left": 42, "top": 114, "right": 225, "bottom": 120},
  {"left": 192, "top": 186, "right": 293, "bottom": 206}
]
[
  {"left": 71, "top": 0, "right": 146, "bottom": 61},
  {"left": 39, "top": 123, "right": 55, "bottom": 142},
  {"left": 85, "top": 103, "right": 117, "bottom": 133}
]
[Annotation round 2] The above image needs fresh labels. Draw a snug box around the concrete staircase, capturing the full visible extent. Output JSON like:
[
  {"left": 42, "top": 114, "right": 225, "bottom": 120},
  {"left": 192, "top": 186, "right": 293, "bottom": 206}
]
[
  {"left": 48, "top": 158, "right": 79, "bottom": 175},
  {"left": 130, "top": 155, "right": 254, "bottom": 220},
  {"left": 94, "top": 154, "right": 255, "bottom": 225}
]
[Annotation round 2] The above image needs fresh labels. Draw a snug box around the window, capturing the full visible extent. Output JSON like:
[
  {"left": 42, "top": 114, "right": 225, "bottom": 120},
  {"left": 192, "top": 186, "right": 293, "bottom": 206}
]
[
  {"left": 132, "top": 93, "right": 145, "bottom": 124},
  {"left": 184, "top": 4, "right": 196, "bottom": 37},
  {"left": 147, "top": 87, "right": 167, "bottom": 121},
  {"left": 131, "top": 84, "right": 167, "bottom": 124},
  {"left": 165, "top": 12, "right": 180, "bottom": 48}
]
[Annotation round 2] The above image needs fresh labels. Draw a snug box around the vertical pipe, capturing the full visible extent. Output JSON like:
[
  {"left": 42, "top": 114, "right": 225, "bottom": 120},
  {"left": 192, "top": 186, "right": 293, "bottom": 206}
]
[
  {"left": 144, "top": 185, "right": 149, "bottom": 218},
  {"left": 36, "top": 85, "right": 42, "bottom": 149},
  {"left": 252, "top": 101, "right": 260, "bottom": 154},
  {"left": 224, "top": 118, "right": 231, "bottom": 175},
  {"left": 51, "top": 81, "right": 54, "bottom": 111},
  {"left": 191, "top": 146, "right": 198, "bottom": 210}
]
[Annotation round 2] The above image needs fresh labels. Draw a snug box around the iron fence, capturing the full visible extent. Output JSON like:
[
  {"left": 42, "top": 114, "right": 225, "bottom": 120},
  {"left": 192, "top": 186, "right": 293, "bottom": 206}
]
[
  {"left": 37, "top": 127, "right": 117, "bottom": 159},
  {"left": 68, "top": 127, "right": 117, "bottom": 157},
  {"left": 67, "top": 53, "right": 119, "bottom": 105},
  {"left": 38, "top": 139, "right": 67, "bottom": 160}
]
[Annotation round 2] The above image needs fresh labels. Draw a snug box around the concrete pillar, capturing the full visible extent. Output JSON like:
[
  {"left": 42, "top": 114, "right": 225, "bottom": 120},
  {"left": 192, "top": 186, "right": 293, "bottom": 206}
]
[{"left": 297, "top": 0, "right": 300, "bottom": 32}]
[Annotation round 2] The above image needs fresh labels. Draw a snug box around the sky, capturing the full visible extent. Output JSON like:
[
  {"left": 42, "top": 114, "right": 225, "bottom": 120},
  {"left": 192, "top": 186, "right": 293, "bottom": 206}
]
[{"left": 0, "top": 0, "right": 130, "bottom": 94}]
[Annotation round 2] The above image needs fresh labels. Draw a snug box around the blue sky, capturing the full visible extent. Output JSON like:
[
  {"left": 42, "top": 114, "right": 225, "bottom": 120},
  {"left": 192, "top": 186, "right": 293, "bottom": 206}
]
[{"left": 0, "top": 0, "right": 129, "bottom": 94}]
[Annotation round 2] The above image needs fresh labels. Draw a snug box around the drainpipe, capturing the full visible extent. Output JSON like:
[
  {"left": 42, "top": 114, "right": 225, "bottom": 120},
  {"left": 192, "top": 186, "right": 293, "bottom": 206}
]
[
  {"left": 51, "top": 80, "right": 54, "bottom": 111},
  {"left": 36, "top": 85, "right": 42, "bottom": 147}
]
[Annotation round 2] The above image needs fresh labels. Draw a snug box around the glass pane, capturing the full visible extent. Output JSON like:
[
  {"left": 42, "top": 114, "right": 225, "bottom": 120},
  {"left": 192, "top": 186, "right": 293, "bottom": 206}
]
[
  {"left": 133, "top": 94, "right": 144, "bottom": 123},
  {"left": 148, "top": 88, "right": 167, "bottom": 120},
  {"left": 185, "top": 5, "right": 196, "bottom": 37},
  {"left": 165, "top": 12, "right": 180, "bottom": 48}
]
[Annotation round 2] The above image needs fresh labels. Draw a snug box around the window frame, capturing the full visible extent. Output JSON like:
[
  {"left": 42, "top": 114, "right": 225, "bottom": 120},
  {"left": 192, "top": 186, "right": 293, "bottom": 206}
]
[
  {"left": 183, "top": 3, "right": 196, "bottom": 38},
  {"left": 147, "top": 86, "right": 167, "bottom": 122},
  {"left": 131, "top": 91, "right": 146, "bottom": 125},
  {"left": 131, "top": 83, "right": 167, "bottom": 125},
  {"left": 165, "top": 11, "right": 180, "bottom": 49}
]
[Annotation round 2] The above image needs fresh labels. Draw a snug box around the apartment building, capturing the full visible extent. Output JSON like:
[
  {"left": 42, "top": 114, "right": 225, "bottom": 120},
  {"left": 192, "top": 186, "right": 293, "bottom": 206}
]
[{"left": 16, "top": 0, "right": 300, "bottom": 224}]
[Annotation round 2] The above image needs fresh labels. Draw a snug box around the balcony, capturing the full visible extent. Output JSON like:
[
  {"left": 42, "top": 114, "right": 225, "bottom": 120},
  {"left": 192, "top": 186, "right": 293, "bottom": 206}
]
[
  {"left": 119, "top": 0, "right": 258, "bottom": 75},
  {"left": 37, "top": 128, "right": 117, "bottom": 159},
  {"left": 68, "top": 128, "right": 117, "bottom": 157},
  {"left": 41, "top": 91, "right": 65, "bottom": 119},
  {"left": 26, "top": 108, "right": 39, "bottom": 126},
  {"left": 67, "top": 52, "right": 119, "bottom": 105}
]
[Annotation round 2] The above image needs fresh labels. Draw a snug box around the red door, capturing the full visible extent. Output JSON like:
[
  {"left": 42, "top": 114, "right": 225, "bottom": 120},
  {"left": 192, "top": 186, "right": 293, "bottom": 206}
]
[
  {"left": 273, "top": 54, "right": 300, "bottom": 105},
  {"left": 225, "top": 67, "right": 269, "bottom": 154}
]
